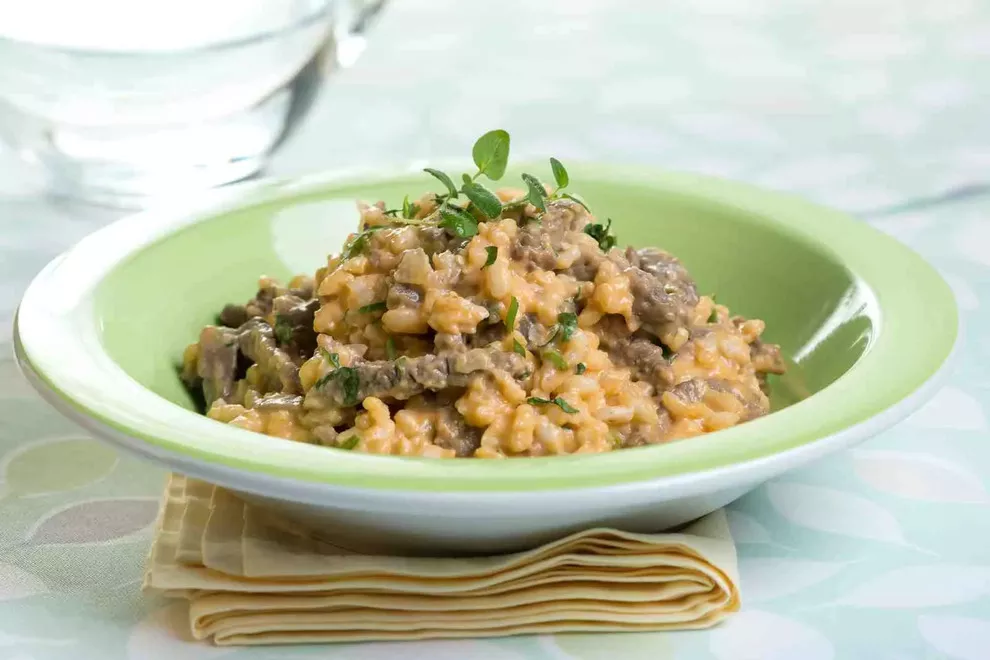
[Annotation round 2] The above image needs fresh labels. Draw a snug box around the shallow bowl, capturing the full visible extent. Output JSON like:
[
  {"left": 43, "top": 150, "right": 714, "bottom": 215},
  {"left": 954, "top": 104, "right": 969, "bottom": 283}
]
[{"left": 14, "top": 164, "right": 958, "bottom": 553}]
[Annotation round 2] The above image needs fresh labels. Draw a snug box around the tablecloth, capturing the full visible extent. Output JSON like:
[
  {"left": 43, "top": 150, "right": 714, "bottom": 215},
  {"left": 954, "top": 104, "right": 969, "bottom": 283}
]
[{"left": 1, "top": 0, "right": 989, "bottom": 658}]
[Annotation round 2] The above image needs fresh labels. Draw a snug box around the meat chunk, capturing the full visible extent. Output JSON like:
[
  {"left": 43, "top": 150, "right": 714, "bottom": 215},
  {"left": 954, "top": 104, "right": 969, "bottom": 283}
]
[
  {"left": 237, "top": 319, "right": 302, "bottom": 394},
  {"left": 594, "top": 317, "right": 673, "bottom": 389},
  {"left": 195, "top": 326, "right": 239, "bottom": 405},
  {"left": 315, "top": 347, "right": 529, "bottom": 406},
  {"left": 434, "top": 409, "right": 482, "bottom": 457}
]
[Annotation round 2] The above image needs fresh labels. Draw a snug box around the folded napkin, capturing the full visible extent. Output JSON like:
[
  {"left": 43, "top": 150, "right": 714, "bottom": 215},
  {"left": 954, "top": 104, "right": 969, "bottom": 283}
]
[{"left": 143, "top": 474, "right": 740, "bottom": 646}]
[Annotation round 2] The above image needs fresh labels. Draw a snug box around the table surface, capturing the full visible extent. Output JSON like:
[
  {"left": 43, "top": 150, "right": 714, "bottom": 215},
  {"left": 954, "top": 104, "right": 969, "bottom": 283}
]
[{"left": 2, "top": 1, "right": 990, "bottom": 658}]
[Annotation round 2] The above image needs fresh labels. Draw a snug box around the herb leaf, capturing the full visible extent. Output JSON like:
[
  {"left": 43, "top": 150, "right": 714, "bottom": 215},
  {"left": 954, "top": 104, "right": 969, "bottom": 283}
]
[
  {"left": 320, "top": 348, "right": 341, "bottom": 368},
  {"left": 462, "top": 181, "right": 503, "bottom": 218},
  {"left": 707, "top": 295, "right": 718, "bottom": 323},
  {"left": 512, "top": 338, "right": 527, "bottom": 356},
  {"left": 505, "top": 296, "right": 519, "bottom": 330},
  {"left": 483, "top": 246, "right": 498, "bottom": 268},
  {"left": 358, "top": 301, "right": 387, "bottom": 314},
  {"left": 438, "top": 204, "right": 479, "bottom": 238},
  {"left": 521, "top": 173, "right": 548, "bottom": 211},
  {"left": 472, "top": 129, "right": 511, "bottom": 180},
  {"left": 386, "top": 336, "right": 397, "bottom": 361},
  {"left": 561, "top": 192, "right": 590, "bottom": 212},
  {"left": 550, "top": 157, "right": 569, "bottom": 189},
  {"left": 557, "top": 312, "right": 579, "bottom": 342},
  {"left": 583, "top": 218, "right": 617, "bottom": 252},
  {"left": 273, "top": 315, "right": 294, "bottom": 344},
  {"left": 527, "top": 396, "right": 579, "bottom": 413},
  {"left": 424, "top": 167, "right": 459, "bottom": 198},
  {"left": 575, "top": 362, "right": 587, "bottom": 375},
  {"left": 334, "top": 366, "right": 360, "bottom": 405},
  {"left": 542, "top": 350, "right": 568, "bottom": 370},
  {"left": 338, "top": 435, "right": 359, "bottom": 450},
  {"left": 341, "top": 226, "right": 385, "bottom": 260}
]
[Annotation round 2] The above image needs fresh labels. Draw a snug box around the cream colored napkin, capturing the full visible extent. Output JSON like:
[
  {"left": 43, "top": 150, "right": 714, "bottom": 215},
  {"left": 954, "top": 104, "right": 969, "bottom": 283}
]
[{"left": 143, "top": 474, "right": 740, "bottom": 646}]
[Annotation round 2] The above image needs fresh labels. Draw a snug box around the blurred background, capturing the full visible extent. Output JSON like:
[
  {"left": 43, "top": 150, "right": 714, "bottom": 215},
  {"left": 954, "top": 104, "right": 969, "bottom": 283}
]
[{"left": 1, "top": 0, "right": 989, "bottom": 333}]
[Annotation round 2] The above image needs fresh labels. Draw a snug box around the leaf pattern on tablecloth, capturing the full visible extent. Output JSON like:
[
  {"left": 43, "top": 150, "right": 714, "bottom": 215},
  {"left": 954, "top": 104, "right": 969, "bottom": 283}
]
[
  {"left": 836, "top": 566, "right": 990, "bottom": 608},
  {"left": 918, "top": 615, "right": 990, "bottom": 660},
  {"left": 0, "top": 435, "right": 119, "bottom": 499},
  {"left": 0, "top": 562, "right": 48, "bottom": 601},
  {"left": 725, "top": 510, "right": 773, "bottom": 545},
  {"left": 24, "top": 498, "right": 159, "bottom": 546},
  {"left": 708, "top": 610, "right": 834, "bottom": 660},
  {"left": 738, "top": 559, "right": 847, "bottom": 604},
  {"left": 766, "top": 482, "right": 908, "bottom": 545},
  {"left": 552, "top": 631, "right": 673, "bottom": 659},
  {"left": 851, "top": 450, "right": 989, "bottom": 503},
  {"left": 904, "top": 386, "right": 988, "bottom": 431}
]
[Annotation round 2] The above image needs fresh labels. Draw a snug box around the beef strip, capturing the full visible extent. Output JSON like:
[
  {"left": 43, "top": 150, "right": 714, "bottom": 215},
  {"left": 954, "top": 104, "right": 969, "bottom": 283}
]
[
  {"left": 434, "top": 408, "right": 482, "bottom": 457},
  {"left": 271, "top": 295, "right": 319, "bottom": 357},
  {"left": 593, "top": 317, "right": 673, "bottom": 390},
  {"left": 218, "top": 304, "right": 248, "bottom": 328},
  {"left": 195, "top": 326, "right": 239, "bottom": 405},
  {"left": 237, "top": 319, "right": 302, "bottom": 394},
  {"left": 315, "top": 347, "right": 529, "bottom": 406},
  {"left": 750, "top": 339, "right": 786, "bottom": 375},
  {"left": 666, "top": 377, "right": 768, "bottom": 422}
]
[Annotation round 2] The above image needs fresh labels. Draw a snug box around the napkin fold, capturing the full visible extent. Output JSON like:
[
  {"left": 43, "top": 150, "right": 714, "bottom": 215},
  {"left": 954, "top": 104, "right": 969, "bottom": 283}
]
[{"left": 144, "top": 474, "right": 740, "bottom": 646}]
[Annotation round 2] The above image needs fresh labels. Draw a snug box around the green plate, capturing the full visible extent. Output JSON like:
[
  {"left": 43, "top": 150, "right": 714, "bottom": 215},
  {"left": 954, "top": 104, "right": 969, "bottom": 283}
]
[{"left": 15, "top": 164, "right": 957, "bottom": 491}]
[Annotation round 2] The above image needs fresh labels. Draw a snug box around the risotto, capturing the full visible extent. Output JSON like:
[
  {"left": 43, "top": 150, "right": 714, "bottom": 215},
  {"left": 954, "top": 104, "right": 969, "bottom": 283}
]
[{"left": 181, "top": 131, "right": 785, "bottom": 458}]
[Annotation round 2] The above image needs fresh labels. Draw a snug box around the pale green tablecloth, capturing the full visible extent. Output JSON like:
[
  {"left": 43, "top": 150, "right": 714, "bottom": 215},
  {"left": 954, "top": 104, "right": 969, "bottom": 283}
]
[{"left": 2, "top": 0, "right": 990, "bottom": 658}]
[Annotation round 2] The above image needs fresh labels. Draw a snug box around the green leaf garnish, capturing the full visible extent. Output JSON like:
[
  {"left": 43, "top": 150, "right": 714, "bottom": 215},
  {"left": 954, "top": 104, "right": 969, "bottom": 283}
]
[
  {"left": 561, "top": 192, "right": 590, "bottom": 212},
  {"left": 505, "top": 296, "right": 519, "bottom": 330},
  {"left": 472, "top": 129, "right": 511, "bottom": 180},
  {"left": 557, "top": 312, "right": 578, "bottom": 342},
  {"left": 462, "top": 181, "right": 503, "bottom": 218},
  {"left": 707, "top": 295, "right": 718, "bottom": 323},
  {"left": 512, "top": 338, "right": 527, "bottom": 356},
  {"left": 334, "top": 366, "right": 360, "bottom": 405},
  {"left": 583, "top": 218, "right": 616, "bottom": 252},
  {"left": 341, "top": 226, "right": 386, "bottom": 260},
  {"left": 358, "top": 301, "right": 387, "bottom": 314},
  {"left": 610, "top": 434, "right": 622, "bottom": 449},
  {"left": 386, "top": 336, "right": 397, "bottom": 361},
  {"left": 438, "top": 204, "right": 479, "bottom": 238},
  {"left": 575, "top": 362, "right": 587, "bottom": 375},
  {"left": 338, "top": 434, "right": 359, "bottom": 450},
  {"left": 527, "top": 396, "right": 579, "bottom": 414},
  {"left": 320, "top": 348, "right": 341, "bottom": 368},
  {"left": 550, "top": 157, "right": 569, "bottom": 189},
  {"left": 273, "top": 315, "right": 294, "bottom": 344},
  {"left": 541, "top": 350, "right": 568, "bottom": 370},
  {"left": 483, "top": 246, "right": 498, "bottom": 268},
  {"left": 521, "top": 173, "right": 547, "bottom": 211},
  {"left": 424, "top": 167, "right": 459, "bottom": 198}
]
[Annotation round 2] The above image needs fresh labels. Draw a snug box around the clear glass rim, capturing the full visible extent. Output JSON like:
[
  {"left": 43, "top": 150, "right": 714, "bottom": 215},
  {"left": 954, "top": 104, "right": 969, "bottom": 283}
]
[{"left": 0, "top": 2, "right": 336, "bottom": 56}]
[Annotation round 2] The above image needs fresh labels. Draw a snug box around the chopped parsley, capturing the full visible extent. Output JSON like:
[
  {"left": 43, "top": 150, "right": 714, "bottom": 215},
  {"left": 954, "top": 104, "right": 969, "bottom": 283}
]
[
  {"left": 513, "top": 339, "right": 527, "bottom": 357},
  {"left": 273, "top": 315, "right": 294, "bottom": 344},
  {"left": 584, "top": 218, "right": 617, "bottom": 253},
  {"left": 575, "top": 362, "right": 587, "bottom": 375},
  {"left": 314, "top": 363, "right": 360, "bottom": 405},
  {"left": 358, "top": 301, "right": 387, "bottom": 314},
  {"left": 341, "top": 225, "right": 387, "bottom": 260},
  {"left": 708, "top": 295, "right": 718, "bottom": 323},
  {"left": 337, "top": 435, "right": 360, "bottom": 450},
  {"left": 527, "top": 396, "right": 580, "bottom": 414},
  {"left": 557, "top": 312, "right": 578, "bottom": 341},
  {"left": 483, "top": 246, "right": 498, "bottom": 268},
  {"left": 386, "top": 336, "right": 397, "bottom": 361},
  {"left": 541, "top": 350, "right": 568, "bottom": 370},
  {"left": 320, "top": 350, "right": 341, "bottom": 368},
  {"left": 505, "top": 296, "right": 519, "bottom": 330}
]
